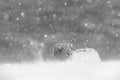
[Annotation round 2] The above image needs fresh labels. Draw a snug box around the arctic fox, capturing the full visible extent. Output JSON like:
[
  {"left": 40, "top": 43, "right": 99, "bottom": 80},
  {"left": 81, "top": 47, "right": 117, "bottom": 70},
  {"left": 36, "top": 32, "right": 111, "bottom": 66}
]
[{"left": 0, "top": 48, "right": 120, "bottom": 80}]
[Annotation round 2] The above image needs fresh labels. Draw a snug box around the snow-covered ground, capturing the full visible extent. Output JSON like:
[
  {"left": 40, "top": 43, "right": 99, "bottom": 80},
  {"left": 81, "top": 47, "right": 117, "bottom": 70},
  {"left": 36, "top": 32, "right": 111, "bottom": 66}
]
[{"left": 0, "top": 48, "right": 120, "bottom": 80}]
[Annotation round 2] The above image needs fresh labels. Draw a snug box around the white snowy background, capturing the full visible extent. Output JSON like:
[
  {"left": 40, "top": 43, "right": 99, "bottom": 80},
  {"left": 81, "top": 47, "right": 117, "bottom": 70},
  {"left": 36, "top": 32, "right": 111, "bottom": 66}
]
[{"left": 0, "top": 48, "right": 120, "bottom": 80}]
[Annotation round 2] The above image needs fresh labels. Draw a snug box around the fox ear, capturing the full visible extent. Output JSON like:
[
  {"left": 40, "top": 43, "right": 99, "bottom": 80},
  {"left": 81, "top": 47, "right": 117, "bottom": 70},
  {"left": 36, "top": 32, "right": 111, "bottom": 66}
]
[{"left": 53, "top": 43, "right": 73, "bottom": 61}]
